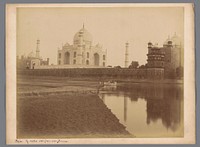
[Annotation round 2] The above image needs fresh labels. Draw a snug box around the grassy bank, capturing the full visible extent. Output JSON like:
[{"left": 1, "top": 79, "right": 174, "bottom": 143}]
[
  {"left": 17, "top": 76, "right": 131, "bottom": 138},
  {"left": 17, "top": 75, "right": 100, "bottom": 94},
  {"left": 17, "top": 93, "right": 130, "bottom": 138}
]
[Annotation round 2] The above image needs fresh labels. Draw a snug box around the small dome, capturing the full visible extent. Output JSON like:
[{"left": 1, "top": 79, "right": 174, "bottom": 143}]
[
  {"left": 168, "top": 40, "right": 172, "bottom": 44},
  {"left": 27, "top": 51, "right": 35, "bottom": 58},
  {"left": 73, "top": 26, "right": 93, "bottom": 46},
  {"left": 148, "top": 42, "right": 153, "bottom": 48}
]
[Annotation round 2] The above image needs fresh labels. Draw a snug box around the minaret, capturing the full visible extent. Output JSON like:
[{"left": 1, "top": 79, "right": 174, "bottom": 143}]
[
  {"left": 125, "top": 42, "right": 129, "bottom": 68},
  {"left": 36, "top": 39, "right": 40, "bottom": 58}
]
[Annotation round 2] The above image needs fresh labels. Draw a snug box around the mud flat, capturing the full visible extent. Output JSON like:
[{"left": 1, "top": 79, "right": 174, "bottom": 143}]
[{"left": 17, "top": 93, "right": 131, "bottom": 138}]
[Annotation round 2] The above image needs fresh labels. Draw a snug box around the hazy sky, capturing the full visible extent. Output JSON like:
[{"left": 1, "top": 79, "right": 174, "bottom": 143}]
[{"left": 17, "top": 6, "right": 184, "bottom": 66}]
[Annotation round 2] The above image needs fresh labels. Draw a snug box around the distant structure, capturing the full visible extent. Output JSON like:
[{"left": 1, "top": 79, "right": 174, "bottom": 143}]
[
  {"left": 17, "top": 39, "right": 49, "bottom": 69},
  {"left": 57, "top": 24, "right": 107, "bottom": 67},
  {"left": 162, "top": 33, "right": 183, "bottom": 78},
  {"left": 125, "top": 42, "right": 129, "bottom": 68},
  {"left": 147, "top": 33, "right": 183, "bottom": 79},
  {"left": 146, "top": 42, "right": 165, "bottom": 79},
  {"left": 36, "top": 39, "right": 40, "bottom": 58},
  {"left": 17, "top": 32, "right": 183, "bottom": 80}
]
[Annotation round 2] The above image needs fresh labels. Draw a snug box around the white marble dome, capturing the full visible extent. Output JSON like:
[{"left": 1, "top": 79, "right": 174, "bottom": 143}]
[{"left": 73, "top": 26, "right": 93, "bottom": 46}]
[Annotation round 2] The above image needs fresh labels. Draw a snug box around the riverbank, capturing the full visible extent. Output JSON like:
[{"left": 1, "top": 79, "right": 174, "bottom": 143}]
[
  {"left": 17, "top": 75, "right": 183, "bottom": 89},
  {"left": 117, "top": 79, "right": 183, "bottom": 84},
  {"left": 18, "top": 93, "right": 131, "bottom": 138},
  {"left": 17, "top": 76, "right": 131, "bottom": 138}
]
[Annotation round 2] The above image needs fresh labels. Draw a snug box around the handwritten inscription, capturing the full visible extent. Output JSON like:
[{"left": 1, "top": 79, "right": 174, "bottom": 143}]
[{"left": 15, "top": 139, "right": 68, "bottom": 144}]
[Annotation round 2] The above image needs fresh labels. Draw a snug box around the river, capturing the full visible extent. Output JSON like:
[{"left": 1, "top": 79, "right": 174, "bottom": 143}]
[{"left": 99, "top": 83, "right": 184, "bottom": 137}]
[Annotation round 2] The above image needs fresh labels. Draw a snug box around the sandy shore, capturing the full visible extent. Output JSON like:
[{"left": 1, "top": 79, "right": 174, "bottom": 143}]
[{"left": 17, "top": 76, "right": 131, "bottom": 138}]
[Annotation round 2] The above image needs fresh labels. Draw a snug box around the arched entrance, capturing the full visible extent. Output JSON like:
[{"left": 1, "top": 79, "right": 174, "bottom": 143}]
[
  {"left": 94, "top": 53, "right": 99, "bottom": 66},
  {"left": 65, "top": 52, "right": 70, "bottom": 64},
  {"left": 86, "top": 60, "right": 89, "bottom": 65}
]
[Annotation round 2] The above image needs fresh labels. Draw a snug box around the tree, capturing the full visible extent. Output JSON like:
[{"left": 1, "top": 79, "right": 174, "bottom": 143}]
[
  {"left": 129, "top": 61, "right": 139, "bottom": 69},
  {"left": 114, "top": 66, "right": 121, "bottom": 69},
  {"left": 139, "top": 64, "right": 147, "bottom": 69}
]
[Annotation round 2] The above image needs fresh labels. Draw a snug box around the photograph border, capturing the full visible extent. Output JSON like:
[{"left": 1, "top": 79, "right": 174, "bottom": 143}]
[{"left": 0, "top": 0, "right": 198, "bottom": 144}]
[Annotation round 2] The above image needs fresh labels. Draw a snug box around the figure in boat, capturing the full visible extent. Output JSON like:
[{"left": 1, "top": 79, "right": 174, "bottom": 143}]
[{"left": 99, "top": 80, "right": 117, "bottom": 87}]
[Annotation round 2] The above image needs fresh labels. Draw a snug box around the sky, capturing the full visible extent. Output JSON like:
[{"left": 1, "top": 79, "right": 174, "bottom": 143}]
[{"left": 17, "top": 6, "right": 184, "bottom": 67}]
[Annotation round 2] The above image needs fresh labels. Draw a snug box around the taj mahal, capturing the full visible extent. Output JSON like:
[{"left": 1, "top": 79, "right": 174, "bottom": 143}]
[{"left": 57, "top": 24, "right": 107, "bottom": 67}]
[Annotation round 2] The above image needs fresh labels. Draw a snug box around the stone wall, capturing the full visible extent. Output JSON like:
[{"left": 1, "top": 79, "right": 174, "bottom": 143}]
[{"left": 17, "top": 68, "right": 148, "bottom": 79}]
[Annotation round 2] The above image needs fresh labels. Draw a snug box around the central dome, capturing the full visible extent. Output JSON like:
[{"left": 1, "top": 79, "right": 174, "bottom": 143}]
[{"left": 73, "top": 26, "right": 93, "bottom": 46}]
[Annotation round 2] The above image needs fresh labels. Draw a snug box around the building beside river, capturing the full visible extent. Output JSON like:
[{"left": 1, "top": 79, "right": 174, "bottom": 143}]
[
  {"left": 17, "top": 39, "right": 49, "bottom": 69},
  {"left": 17, "top": 32, "right": 183, "bottom": 80},
  {"left": 147, "top": 33, "right": 183, "bottom": 79}
]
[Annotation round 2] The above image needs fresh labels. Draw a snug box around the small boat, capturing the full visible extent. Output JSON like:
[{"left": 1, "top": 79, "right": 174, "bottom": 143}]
[{"left": 100, "top": 81, "right": 117, "bottom": 86}]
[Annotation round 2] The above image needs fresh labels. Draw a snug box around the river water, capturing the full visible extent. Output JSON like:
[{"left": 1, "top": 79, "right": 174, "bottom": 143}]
[{"left": 99, "top": 83, "right": 183, "bottom": 137}]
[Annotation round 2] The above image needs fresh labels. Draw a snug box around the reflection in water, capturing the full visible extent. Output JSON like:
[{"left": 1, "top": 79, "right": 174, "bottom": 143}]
[
  {"left": 124, "top": 96, "right": 127, "bottom": 122},
  {"left": 99, "top": 83, "right": 183, "bottom": 137}
]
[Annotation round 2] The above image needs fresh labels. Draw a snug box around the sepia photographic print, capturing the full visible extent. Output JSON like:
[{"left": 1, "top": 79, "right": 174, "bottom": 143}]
[{"left": 6, "top": 3, "right": 195, "bottom": 144}]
